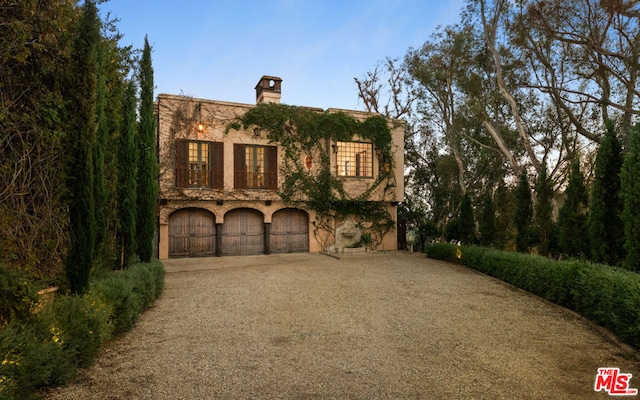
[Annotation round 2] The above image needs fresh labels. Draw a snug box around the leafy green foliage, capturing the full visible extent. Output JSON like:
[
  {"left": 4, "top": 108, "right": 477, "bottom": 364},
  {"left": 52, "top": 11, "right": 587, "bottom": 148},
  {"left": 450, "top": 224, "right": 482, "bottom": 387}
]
[
  {"left": 136, "top": 36, "right": 159, "bottom": 263},
  {"left": 65, "top": 0, "right": 101, "bottom": 294},
  {"left": 229, "top": 103, "right": 397, "bottom": 248},
  {"left": 0, "top": 261, "right": 164, "bottom": 398},
  {"left": 621, "top": 123, "right": 640, "bottom": 271},
  {"left": 558, "top": 160, "right": 589, "bottom": 258},
  {"left": 0, "top": 264, "right": 38, "bottom": 325},
  {"left": 479, "top": 192, "right": 496, "bottom": 247},
  {"left": 589, "top": 122, "right": 624, "bottom": 266},
  {"left": 515, "top": 171, "right": 533, "bottom": 253},
  {"left": 118, "top": 81, "right": 139, "bottom": 267},
  {"left": 458, "top": 193, "right": 476, "bottom": 244},
  {"left": 535, "top": 166, "right": 553, "bottom": 256}
]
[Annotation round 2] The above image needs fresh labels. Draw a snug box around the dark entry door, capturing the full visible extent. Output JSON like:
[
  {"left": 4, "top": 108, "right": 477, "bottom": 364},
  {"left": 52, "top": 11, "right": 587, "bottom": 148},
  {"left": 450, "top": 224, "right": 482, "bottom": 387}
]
[
  {"left": 221, "top": 209, "right": 264, "bottom": 255},
  {"left": 270, "top": 209, "right": 309, "bottom": 253},
  {"left": 169, "top": 208, "right": 216, "bottom": 257}
]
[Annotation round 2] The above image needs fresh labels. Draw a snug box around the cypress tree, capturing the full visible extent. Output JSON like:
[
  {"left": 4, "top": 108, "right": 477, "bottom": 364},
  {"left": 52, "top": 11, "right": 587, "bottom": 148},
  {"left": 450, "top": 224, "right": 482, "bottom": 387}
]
[
  {"left": 458, "top": 193, "right": 476, "bottom": 244},
  {"left": 136, "top": 36, "right": 158, "bottom": 262},
  {"left": 589, "top": 122, "right": 624, "bottom": 265},
  {"left": 118, "top": 80, "right": 138, "bottom": 267},
  {"left": 535, "top": 166, "right": 553, "bottom": 256},
  {"left": 65, "top": 0, "right": 100, "bottom": 293},
  {"left": 621, "top": 123, "right": 640, "bottom": 271},
  {"left": 515, "top": 170, "right": 533, "bottom": 253},
  {"left": 558, "top": 159, "right": 589, "bottom": 257},
  {"left": 479, "top": 191, "right": 496, "bottom": 247},
  {"left": 94, "top": 43, "right": 108, "bottom": 261}
]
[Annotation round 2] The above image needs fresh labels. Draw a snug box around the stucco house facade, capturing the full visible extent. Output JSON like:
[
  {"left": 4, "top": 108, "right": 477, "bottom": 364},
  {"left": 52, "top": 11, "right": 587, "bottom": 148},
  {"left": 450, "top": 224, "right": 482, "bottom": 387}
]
[{"left": 156, "top": 76, "right": 404, "bottom": 259}]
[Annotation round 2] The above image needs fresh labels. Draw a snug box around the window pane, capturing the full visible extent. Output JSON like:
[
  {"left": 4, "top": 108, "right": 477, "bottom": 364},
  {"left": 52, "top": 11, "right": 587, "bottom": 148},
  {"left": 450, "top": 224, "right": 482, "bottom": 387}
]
[
  {"left": 245, "top": 145, "right": 266, "bottom": 188},
  {"left": 336, "top": 142, "right": 373, "bottom": 177}
]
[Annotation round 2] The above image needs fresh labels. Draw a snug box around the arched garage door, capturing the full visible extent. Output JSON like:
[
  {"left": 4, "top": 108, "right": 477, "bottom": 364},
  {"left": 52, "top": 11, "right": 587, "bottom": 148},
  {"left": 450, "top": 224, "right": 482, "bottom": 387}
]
[
  {"left": 169, "top": 208, "right": 216, "bottom": 257},
  {"left": 270, "top": 209, "right": 309, "bottom": 253},
  {"left": 221, "top": 209, "right": 264, "bottom": 256}
]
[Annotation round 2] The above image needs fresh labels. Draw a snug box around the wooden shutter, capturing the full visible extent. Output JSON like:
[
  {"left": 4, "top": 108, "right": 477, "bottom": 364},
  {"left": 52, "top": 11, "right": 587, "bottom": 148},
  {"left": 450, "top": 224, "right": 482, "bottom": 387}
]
[
  {"left": 175, "top": 140, "right": 188, "bottom": 187},
  {"left": 234, "top": 144, "right": 246, "bottom": 189},
  {"left": 212, "top": 142, "right": 224, "bottom": 189},
  {"left": 265, "top": 146, "right": 278, "bottom": 190}
]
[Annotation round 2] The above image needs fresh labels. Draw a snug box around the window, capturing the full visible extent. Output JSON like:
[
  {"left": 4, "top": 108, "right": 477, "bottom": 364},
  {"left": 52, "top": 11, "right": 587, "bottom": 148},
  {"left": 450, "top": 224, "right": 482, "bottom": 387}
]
[
  {"left": 246, "top": 145, "right": 265, "bottom": 188},
  {"left": 336, "top": 141, "right": 373, "bottom": 177},
  {"left": 175, "top": 140, "right": 223, "bottom": 188},
  {"left": 234, "top": 144, "right": 277, "bottom": 189}
]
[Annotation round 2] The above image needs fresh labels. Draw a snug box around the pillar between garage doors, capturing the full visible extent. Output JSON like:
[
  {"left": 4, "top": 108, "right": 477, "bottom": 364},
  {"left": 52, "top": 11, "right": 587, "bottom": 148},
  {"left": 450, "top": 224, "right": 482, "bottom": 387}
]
[
  {"left": 216, "top": 223, "right": 222, "bottom": 257},
  {"left": 264, "top": 223, "right": 271, "bottom": 255}
]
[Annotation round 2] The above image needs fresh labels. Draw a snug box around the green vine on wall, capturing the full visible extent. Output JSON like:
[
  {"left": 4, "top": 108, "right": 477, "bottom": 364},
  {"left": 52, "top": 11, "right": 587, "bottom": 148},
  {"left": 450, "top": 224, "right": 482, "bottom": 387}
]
[{"left": 227, "top": 103, "right": 397, "bottom": 250}]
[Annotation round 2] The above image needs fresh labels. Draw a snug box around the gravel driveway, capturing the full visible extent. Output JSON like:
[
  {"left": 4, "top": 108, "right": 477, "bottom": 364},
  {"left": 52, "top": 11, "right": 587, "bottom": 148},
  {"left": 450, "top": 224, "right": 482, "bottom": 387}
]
[{"left": 46, "top": 252, "right": 639, "bottom": 399}]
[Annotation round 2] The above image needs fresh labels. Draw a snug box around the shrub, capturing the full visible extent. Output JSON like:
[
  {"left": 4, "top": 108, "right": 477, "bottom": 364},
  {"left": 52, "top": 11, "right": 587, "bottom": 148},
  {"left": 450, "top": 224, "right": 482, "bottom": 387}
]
[
  {"left": 0, "top": 311, "right": 75, "bottom": 398},
  {"left": 572, "top": 263, "right": 640, "bottom": 348},
  {"left": 0, "top": 264, "right": 39, "bottom": 324},
  {"left": 425, "top": 244, "right": 640, "bottom": 349},
  {"left": 53, "top": 292, "right": 112, "bottom": 368},
  {"left": 0, "top": 260, "right": 165, "bottom": 398}
]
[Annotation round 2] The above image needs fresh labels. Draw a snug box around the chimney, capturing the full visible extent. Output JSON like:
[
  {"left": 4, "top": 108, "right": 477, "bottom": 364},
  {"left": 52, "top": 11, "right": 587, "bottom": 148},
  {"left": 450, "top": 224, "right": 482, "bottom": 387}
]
[{"left": 255, "top": 75, "right": 282, "bottom": 104}]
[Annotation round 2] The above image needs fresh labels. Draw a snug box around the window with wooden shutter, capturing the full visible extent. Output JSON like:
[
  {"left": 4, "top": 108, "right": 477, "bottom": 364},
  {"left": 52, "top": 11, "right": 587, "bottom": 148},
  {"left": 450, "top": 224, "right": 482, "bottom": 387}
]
[
  {"left": 234, "top": 144, "right": 247, "bottom": 189},
  {"left": 235, "top": 144, "right": 277, "bottom": 190},
  {"left": 212, "top": 142, "right": 224, "bottom": 189},
  {"left": 175, "top": 139, "right": 221, "bottom": 188},
  {"left": 265, "top": 146, "right": 278, "bottom": 190}
]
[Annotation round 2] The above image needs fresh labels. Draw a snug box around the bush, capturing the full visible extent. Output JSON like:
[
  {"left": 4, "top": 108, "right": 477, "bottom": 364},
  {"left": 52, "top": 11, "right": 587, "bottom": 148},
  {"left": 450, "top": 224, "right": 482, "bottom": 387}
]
[
  {"left": 572, "top": 263, "right": 640, "bottom": 348},
  {"left": 425, "top": 244, "right": 640, "bottom": 349},
  {"left": 0, "top": 261, "right": 165, "bottom": 398},
  {"left": 0, "top": 264, "right": 39, "bottom": 325}
]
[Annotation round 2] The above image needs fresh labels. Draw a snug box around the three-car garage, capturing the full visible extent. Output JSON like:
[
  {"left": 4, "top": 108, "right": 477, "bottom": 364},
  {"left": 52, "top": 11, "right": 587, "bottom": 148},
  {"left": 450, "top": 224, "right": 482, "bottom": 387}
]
[{"left": 168, "top": 207, "right": 309, "bottom": 258}]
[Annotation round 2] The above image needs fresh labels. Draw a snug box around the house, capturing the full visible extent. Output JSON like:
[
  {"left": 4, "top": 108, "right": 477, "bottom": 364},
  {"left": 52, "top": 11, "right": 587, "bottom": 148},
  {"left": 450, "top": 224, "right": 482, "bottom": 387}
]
[{"left": 156, "top": 76, "right": 404, "bottom": 259}]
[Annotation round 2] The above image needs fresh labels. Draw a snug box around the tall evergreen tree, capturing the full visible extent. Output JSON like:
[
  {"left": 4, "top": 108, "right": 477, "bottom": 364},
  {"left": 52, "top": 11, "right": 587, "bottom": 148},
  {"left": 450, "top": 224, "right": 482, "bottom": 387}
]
[
  {"left": 93, "top": 43, "right": 108, "bottom": 261},
  {"left": 118, "top": 80, "right": 138, "bottom": 267},
  {"left": 589, "top": 122, "right": 624, "bottom": 266},
  {"left": 458, "top": 193, "right": 476, "bottom": 244},
  {"left": 65, "top": 0, "right": 100, "bottom": 293},
  {"left": 515, "top": 170, "right": 533, "bottom": 253},
  {"left": 558, "top": 159, "right": 589, "bottom": 257},
  {"left": 535, "top": 166, "right": 553, "bottom": 256},
  {"left": 136, "top": 36, "right": 158, "bottom": 262},
  {"left": 621, "top": 123, "right": 640, "bottom": 271},
  {"left": 479, "top": 191, "right": 496, "bottom": 247}
]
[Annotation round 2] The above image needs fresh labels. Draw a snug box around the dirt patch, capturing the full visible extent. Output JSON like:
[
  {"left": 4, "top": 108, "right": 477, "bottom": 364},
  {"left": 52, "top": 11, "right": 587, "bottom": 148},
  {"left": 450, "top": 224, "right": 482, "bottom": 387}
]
[{"left": 45, "top": 252, "right": 639, "bottom": 399}]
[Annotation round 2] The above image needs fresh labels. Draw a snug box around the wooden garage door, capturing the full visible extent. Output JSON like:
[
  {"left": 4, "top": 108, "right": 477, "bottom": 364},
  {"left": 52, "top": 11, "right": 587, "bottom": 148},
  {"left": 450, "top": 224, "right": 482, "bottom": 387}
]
[
  {"left": 221, "top": 209, "right": 264, "bottom": 256},
  {"left": 169, "top": 208, "right": 216, "bottom": 257},
  {"left": 270, "top": 209, "right": 309, "bottom": 253}
]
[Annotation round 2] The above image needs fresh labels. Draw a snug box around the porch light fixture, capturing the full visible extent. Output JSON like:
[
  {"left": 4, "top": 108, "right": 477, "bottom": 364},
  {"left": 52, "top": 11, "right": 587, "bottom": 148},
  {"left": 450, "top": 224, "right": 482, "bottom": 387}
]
[
  {"left": 254, "top": 128, "right": 262, "bottom": 136},
  {"left": 197, "top": 122, "right": 205, "bottom": 132}
]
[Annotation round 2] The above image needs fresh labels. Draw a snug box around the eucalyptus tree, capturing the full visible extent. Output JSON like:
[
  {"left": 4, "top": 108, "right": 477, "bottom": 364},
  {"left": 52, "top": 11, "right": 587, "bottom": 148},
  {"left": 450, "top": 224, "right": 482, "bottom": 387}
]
[{"left": 516, "top": 0, "right": 640, "bottom": 142}]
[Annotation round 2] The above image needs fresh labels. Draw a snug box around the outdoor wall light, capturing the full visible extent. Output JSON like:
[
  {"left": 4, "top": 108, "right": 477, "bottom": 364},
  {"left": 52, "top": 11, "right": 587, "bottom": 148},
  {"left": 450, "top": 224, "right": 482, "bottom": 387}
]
[
  {"left": 254, "top": 128, "right": 262, "bottom": 136},
  {"left": 197, "top": 122, "right": 205, "bottom": 132}
]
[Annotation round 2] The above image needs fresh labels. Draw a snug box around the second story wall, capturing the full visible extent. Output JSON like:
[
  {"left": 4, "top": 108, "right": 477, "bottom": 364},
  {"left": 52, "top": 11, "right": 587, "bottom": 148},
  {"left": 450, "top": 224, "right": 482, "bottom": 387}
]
[{"left": 157, "top": 94, "right": 404, "bottom": 204}]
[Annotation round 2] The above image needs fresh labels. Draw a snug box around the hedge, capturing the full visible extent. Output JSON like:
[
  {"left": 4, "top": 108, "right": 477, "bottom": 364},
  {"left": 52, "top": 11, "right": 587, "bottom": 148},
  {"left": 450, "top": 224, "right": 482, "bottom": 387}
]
[
  {"left": 426, "top": 243, "right": 640, "bottom": 349},
  {"left": 0, "top": 261, "right": 165, "bottom": 399}
]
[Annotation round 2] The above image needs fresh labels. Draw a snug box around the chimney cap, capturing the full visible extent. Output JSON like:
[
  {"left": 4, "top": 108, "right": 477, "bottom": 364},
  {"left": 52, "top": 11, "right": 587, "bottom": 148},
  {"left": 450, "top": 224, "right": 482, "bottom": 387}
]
[{"left": 255, "top": 75, "right": 282, "bottom": 104}]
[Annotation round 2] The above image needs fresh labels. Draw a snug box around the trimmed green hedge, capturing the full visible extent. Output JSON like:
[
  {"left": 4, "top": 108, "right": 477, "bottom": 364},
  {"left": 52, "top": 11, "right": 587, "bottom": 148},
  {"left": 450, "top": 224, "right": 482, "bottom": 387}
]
[
  {"left": 426, "top": 244, "right": 640, "bottom": 349},
  {"left": 0, "top": 261, "right": 165, "bottom": 399}
]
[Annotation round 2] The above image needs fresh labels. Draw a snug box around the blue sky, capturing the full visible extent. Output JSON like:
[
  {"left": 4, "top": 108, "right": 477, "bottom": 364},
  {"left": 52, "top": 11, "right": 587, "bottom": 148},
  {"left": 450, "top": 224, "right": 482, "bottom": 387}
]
[{"left": 101, "top": 0, "right": 465, "bottom": 110}]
